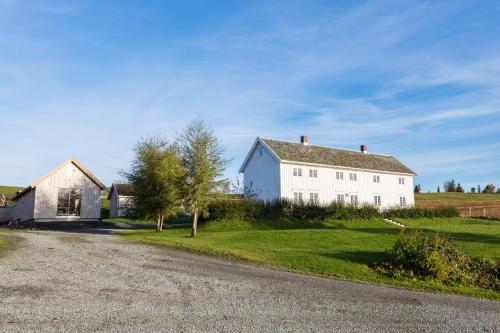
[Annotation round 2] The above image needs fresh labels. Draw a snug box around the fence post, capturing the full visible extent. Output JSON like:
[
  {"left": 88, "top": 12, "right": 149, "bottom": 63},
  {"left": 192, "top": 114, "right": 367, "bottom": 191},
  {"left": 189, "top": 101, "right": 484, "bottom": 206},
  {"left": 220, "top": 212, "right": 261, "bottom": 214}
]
[
  {"left": 469, "top": 207, "right": 472, "bottom": 218},
  {"left": 483, "top": 208, "right": 486, "bottom": 217}
]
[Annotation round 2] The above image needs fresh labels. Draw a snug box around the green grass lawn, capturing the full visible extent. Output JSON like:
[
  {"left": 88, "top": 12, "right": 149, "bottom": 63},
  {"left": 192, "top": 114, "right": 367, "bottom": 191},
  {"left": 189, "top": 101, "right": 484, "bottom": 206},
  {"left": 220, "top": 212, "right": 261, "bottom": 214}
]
[
  {"left": 106, "top": 214, "right": 192, "bottom": 226},
  {"left": 416, "top": 192, "right": 500, "bottom": 201},
  {"left": 401, "top": 218, "right": 500, "bottom": 258},
  {"left": 121, "top": 218, "right": 500, "bottom": 300}
]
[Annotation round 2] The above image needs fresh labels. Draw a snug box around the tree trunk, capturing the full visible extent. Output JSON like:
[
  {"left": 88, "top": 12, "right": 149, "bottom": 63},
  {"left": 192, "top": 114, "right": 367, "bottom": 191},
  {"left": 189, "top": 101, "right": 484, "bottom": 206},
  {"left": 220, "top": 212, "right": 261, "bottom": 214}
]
[
  {"left": 191, "top": 211, "right": 198, "bottom": 237},
  {"left": 160, "top": 215, "right": 164, "bottom": 231},
  {"left": 156, "top": 215, "right": 161, "bottom": 232}
]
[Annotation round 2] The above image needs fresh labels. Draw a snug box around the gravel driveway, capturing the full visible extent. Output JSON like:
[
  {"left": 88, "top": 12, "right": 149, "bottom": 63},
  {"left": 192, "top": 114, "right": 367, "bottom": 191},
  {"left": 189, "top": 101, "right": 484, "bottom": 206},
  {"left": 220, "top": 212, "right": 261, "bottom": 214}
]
[{"left": 0, "top": 230, "right": 498, "bottom": 333}]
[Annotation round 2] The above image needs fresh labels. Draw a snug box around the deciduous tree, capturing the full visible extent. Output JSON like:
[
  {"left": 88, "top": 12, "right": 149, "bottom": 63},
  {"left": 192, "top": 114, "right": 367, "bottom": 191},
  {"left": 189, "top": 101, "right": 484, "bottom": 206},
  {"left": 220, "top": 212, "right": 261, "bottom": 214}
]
[
  {"left": 123, "top": 137, "right": 184, "bottom": 231},
  {"left": 177, "top": 120, "right": 228, "bottom": 237}
]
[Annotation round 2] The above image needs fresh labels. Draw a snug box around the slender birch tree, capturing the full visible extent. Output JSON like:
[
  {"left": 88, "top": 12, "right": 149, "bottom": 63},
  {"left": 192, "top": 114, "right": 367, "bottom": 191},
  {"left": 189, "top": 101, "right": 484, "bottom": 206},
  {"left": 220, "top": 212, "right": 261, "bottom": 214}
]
[
  {"left": 177, "top": 120, "right": 228, "bottom": 237},
  {"left": 123, "top": 137, "right": 184, "bottom": 231}
]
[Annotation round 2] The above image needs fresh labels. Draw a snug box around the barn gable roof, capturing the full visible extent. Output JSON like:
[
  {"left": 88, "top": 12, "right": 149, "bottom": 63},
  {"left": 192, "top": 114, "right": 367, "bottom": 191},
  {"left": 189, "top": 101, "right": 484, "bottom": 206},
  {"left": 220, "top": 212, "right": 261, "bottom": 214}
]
[
  {"left": 107, "top": 183, "right": 133, "bottom": 199},
  {"left": 12, "top": 158, "right": 106, "bottom": 201},
  {"left": 240, "top": 137, "right": 415, "bottom": 175}
]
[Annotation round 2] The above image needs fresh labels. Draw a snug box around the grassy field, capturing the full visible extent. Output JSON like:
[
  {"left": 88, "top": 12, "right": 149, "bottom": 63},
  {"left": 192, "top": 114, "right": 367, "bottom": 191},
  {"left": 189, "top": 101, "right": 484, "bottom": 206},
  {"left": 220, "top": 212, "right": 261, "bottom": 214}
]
[
  {"left": 0, "top": 185, "right": 23, "bottom": 202},
  {"left": 122, "top": 217, "right": 500, "bottom": 300},
  {"left": 416, "top": 193, "right": 500, "bottom": 219}
]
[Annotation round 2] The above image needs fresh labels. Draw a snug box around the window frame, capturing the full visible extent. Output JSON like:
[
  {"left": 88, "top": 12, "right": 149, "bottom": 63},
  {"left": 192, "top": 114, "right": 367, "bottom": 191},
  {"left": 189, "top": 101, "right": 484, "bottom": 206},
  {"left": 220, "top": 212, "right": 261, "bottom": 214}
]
[
  {"left": 349, "top": 173, "right": 357, "bottom": 181},
  {"left": 57, "top": 188, "right": 82, "bottom": 217}
]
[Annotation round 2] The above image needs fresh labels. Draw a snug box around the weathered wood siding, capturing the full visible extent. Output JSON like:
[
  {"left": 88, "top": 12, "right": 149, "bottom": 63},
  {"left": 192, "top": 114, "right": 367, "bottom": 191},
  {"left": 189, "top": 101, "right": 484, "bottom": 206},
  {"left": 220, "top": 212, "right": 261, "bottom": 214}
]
[
  {"left": 33, "top": 162, "right": 101, "bottom": 221},
  {"left": 13, "top": 189, "right": 36, "bottom": 222},
  {"left": 0, "top": 207, "right": 14, "bottom": 222},
  {"left": 109, "top": 190, "right": 118, "bottom": 218},
  {"left": 242, "top": 142, "right": 281, "bottom": 201}
]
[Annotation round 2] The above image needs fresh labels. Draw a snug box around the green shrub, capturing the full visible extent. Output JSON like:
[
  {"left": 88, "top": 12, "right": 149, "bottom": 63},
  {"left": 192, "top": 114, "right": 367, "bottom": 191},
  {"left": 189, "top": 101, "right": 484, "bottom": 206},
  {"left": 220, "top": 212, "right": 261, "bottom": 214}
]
[
  {"left": 383, "top": 206, "right": 459, "bottom": 219},
  {"left": 205, "top": 198, "right": 381, "bottom": 221},
  {"left": 376, "top": 231, "right": 499, "bottom": 290},
  {"left": 206, "top": 199, "right": 459, "bottom": 222}
]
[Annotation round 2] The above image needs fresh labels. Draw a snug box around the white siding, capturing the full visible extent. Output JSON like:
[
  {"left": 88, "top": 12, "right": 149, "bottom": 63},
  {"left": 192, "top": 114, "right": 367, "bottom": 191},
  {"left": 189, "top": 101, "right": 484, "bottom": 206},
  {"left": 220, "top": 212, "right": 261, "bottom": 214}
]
[
  {"left": 280, "top": 162, "right": 414, "bottom": 209},
  {"left": 243, "top": 142, "right": 281, "bottom": 201},
  {"left": 33, "top": 163, "right": 101, "bottom": 221},
  {"left": 13, "top": 189, "right": 36, "bottom": 222}
]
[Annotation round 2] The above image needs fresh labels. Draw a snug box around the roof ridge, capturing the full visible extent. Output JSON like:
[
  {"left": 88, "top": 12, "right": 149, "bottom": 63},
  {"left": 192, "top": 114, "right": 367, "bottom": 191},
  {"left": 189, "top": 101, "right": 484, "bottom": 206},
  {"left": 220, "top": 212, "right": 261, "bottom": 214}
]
[{"left": 260, "top": 137, "right": 393, "bottom": 157}]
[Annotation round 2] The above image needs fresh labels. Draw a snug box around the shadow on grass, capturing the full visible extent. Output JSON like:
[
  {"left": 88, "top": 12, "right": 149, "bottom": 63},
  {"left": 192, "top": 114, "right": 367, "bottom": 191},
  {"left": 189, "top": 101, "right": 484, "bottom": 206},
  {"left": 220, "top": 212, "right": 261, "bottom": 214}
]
[
  {"left": 410, "top": 228, "right": 500, "bottom": 246},
  {"left": 319, "top": 250, "right": 386, "bottom": 265}
]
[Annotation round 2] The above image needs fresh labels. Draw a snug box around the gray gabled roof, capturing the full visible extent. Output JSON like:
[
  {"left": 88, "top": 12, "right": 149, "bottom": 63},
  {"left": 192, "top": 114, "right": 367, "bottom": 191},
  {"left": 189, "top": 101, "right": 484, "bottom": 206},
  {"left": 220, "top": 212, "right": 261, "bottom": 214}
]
[
  {"left": 241, "top": 137, "right": 416, "bottom": 175},
  {"left": 107, "top": 183, "right": 133, "bottom": 199}
]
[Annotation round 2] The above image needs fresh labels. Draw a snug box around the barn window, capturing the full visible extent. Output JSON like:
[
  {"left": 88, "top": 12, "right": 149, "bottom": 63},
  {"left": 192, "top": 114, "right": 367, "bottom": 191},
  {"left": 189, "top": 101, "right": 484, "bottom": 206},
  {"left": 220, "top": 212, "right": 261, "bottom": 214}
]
[
  {"left": 336, "top": 172, "right": 344, "bottom": 180},
  {"left": 398, "top": 177, "right": 405, "bottom": 184},
  {"left": 374, "top": 195, "right": 382, "bottom": 207},
  {"left": 349, "top": 173, "right": 357, "bottom": 181},
  {"left": 400, "top": 196, "right": 407, "bottom": 206},
  {"left": 309, "top": 169, "right": 317, "bottom": 178},
  {"left": 57, "top": 188, "right": 81, "bottom": 216},
  {"left": 373, "top": 175, "right": 380, "bottom": 183},
  {"left": 337, "top": 194, "right": 345, "bottom": 203}
]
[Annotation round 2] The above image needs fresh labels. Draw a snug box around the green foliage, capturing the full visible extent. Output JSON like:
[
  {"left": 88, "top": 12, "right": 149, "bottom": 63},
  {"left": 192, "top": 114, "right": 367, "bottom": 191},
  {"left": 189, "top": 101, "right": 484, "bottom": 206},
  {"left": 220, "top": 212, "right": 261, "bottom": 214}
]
[
  {"left": 414, "top": 184, "right": 421, "bottom": 193},
  {"left": 376, "top": 231, "right": 499, "bottom": 290},
  {"left": 177, "top": 119, "right": 228, "bottom": 236},
  {"left": 122, "top": 137, "right": 184, "bottom": 230},
  {"left": 483, "top": 184, "right": 496, "bottom": 194},
  {"left": 205, "top": 198, "right": 381, "bottom": 221},
  {"left": 383, "top": 206, "right": 459, "bottom": 219}
]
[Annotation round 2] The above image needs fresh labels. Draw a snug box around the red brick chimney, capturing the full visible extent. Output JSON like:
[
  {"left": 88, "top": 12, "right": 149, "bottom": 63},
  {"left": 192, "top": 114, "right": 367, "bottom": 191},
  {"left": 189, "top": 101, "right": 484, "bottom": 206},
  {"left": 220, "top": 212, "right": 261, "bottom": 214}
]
[
  {"left": 360, "top": 144, "right": 368, "bottom": 154},
  {"left": 300, "top": 136, "right": 308, "bottom": 145}
]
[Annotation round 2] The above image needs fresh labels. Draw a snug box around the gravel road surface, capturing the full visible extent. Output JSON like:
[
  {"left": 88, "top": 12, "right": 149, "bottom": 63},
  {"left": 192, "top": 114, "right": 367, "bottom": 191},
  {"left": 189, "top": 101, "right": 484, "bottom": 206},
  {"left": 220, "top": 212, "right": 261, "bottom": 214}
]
[{"left": 0, "top": 230, "right": 498, "bottom": 332}]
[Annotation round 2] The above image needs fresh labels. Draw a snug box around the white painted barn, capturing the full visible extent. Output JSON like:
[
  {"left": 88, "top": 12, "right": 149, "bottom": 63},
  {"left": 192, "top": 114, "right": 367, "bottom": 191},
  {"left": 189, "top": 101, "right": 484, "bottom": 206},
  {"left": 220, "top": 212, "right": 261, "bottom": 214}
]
[
  {"left": 239, "top": 136, "right": 416, "bottom": 209},
  {"left": 107, "top": 183, "right": 133, "bottom": 218},
  {"left": 11, "top": 158, "right": 106, "bottom": 223}
]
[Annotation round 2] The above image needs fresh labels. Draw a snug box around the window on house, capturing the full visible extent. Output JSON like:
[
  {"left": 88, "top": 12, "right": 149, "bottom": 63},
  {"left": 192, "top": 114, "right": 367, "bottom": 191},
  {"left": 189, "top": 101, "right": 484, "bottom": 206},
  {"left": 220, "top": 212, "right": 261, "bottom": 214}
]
[
  {"left": 294, "top": 192, "right": 303, "bottom": 201},
  {"left": 400, "top": 196, "right": 407, "bottom": 207},
  {"left": 309, "top": 169, "right": 318, "bottom": 178},
  {"left": 337, "top": 194, "right": 345, "bottom": 203},
  {"left": 398, "top": 177, "right": 405, "bottom": 185},
  {"left": 57, "top": 188, "right": 81, "bottom": 216},
  {"left": 349, "top": 173, "right": 357, "bottom": 181},
  {"left": 373, "top": 175, "right": 380, "bottom": 183},
  {"left": 293, "top": 168, "right": 302, "bottom": 177},
  {"left": 374, "top": 195, "right": 381, "bottom": 207},
  {"left": 336, "top": 172, "right": 344, "bottom": 180},
  {"left": 258, "top": 148, "right": 263, "bottom": 158},
  {"left": 351, "top": 195, "right": 359, "bottom": 205},
  {"left": 309, "top": 193, "right": 319, "bottom": 203}
]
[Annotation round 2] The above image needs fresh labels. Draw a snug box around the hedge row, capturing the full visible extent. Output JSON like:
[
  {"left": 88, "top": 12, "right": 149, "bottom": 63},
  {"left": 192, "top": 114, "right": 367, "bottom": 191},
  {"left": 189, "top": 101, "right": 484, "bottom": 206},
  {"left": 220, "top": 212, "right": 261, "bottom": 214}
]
[{"left": 204, "top": 199, "right": 459, "bottom": 221}]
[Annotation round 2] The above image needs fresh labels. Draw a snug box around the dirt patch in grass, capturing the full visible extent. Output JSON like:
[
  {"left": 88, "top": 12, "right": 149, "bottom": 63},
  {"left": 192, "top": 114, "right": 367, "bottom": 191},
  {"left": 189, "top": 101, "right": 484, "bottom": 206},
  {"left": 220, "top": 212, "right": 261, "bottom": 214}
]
[{"left": 0, "top": 232, "right": 23, "bottom": 258}]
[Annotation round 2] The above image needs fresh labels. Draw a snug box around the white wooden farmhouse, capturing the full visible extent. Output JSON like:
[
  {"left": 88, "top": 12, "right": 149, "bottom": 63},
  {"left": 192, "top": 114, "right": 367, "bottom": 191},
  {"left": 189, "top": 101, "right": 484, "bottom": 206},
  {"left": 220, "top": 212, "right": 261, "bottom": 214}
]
[
  {"left": 239, "top": 136, "right": 416, "bottom": 209},
  {"left": 107, "top": 183, "right": 133, "bottom": 218},
  {"left": 12, "top": 158, "right": 106, "bottom": 223}
]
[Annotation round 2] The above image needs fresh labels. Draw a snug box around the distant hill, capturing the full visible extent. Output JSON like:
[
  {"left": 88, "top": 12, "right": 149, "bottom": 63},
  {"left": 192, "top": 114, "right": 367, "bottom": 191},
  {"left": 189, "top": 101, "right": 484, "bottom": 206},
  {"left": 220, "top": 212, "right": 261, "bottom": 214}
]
[{"left": 0, "top": 185, "right": 24, "bottom": 200}]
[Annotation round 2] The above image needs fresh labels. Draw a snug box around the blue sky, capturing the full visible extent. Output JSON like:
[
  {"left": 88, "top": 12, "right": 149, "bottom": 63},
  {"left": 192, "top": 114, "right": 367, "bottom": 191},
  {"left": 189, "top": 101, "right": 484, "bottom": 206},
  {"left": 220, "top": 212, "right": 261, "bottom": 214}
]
[{"left": 1, "top": 0, "right": 499, "bottom": 192}]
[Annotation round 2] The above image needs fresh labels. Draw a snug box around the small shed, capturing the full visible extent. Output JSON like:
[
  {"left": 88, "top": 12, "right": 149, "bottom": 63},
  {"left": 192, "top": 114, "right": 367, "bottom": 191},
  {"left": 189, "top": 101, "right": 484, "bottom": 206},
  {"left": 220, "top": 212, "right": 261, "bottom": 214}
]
[
  {"left": 107, "top": 183, "right": 133, "bottom": 218},
  {"left": 12, "top": 158, "right": 106, "bottom": 223}
]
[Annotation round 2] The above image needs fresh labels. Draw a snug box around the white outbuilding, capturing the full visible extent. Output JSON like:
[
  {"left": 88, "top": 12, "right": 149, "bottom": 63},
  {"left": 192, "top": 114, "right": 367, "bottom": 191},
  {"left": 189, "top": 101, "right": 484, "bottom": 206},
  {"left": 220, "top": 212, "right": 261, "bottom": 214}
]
[
  {"left": 12, "top": 158, "right": 106, "bottom": 224},
  {"left": 239, "top": 136, "right": 416, "bottom": 209},
  {"left": 107, "top": 183, "right": 133, "bottom": 218}
]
